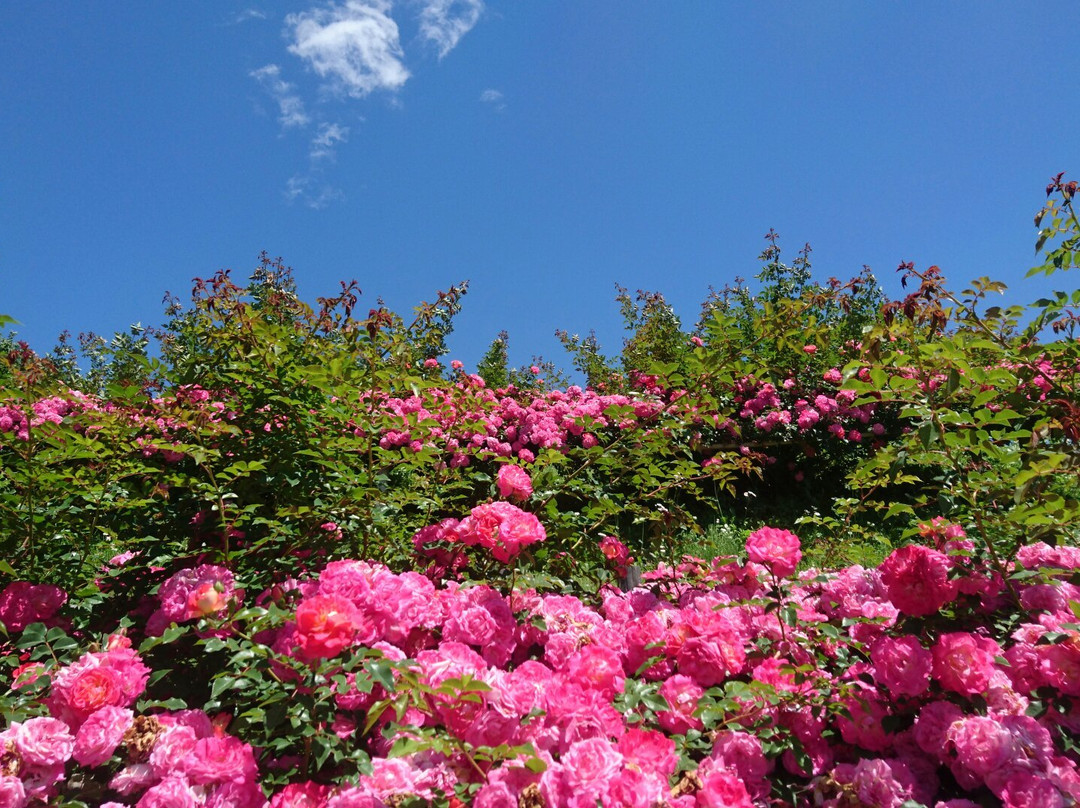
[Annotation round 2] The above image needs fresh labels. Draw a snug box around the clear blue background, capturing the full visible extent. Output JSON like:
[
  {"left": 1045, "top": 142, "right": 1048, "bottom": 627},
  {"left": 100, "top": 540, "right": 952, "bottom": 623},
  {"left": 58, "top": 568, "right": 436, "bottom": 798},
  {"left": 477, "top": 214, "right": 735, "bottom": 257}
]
[{"left": 3, "top": 2, "right": 1077, "bottom": 372}]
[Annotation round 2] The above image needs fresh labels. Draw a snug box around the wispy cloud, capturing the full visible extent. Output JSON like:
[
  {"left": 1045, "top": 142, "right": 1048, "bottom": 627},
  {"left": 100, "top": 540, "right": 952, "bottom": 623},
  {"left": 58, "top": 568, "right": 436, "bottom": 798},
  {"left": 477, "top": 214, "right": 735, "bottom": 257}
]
[
  {"left": 479, "top": 88, "right": 503, "bottom": 109},
  {"left": 233, "top": 8, "right": 268, "bottom": 23},
  {"left": 285, "top": 174, "right": 346, "bottom": 209},
  {"left": 253, "top": 0, "right": 487, "bottom": 209},
  {"left": 250, "top": 64, "right": 310, "bottom": 128},
  {"left": 310, "top": 121, "right": 350, "bottom": 160},
  {"left": 286, "top": 0, "right": 410, "bottom": 98},
  {"left": 417, "top": 0, "right": 484, "bottom": 59}
]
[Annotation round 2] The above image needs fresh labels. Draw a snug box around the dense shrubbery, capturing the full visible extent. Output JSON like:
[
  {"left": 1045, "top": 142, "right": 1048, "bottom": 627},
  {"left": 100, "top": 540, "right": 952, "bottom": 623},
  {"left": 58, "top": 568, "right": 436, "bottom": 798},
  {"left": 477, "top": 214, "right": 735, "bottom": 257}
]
[{"left": 0, "top": 177, "right": 1078, "bottom": 806}]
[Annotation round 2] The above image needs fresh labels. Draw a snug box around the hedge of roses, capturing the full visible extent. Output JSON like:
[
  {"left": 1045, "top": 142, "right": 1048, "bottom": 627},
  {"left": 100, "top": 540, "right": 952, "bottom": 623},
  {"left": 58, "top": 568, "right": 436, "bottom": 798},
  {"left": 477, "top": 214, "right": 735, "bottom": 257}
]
[{"left": 3, "top": 506, "right": 1080, "bottom": 807}]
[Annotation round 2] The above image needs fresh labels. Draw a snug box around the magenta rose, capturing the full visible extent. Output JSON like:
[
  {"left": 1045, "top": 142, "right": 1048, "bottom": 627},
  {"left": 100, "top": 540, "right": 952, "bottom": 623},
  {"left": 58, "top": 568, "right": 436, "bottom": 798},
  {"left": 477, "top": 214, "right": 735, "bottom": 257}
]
[
  {"left": 879, "top": 544, "right": 957, "bottom": 617},
  {"left": 73, "top": 706, "right": 133, "bottom": 767},
  {"left": 496, "top": 464, "right": 533, "bottom": 502},
  {"left": 745, "top": 527, "right": 802, "bottom": 578},
  {"left": 13, "top": 717, "right": 75, "bottom": 767},
  {"left": 294, "top": 594, "right": 361, "bottom": 661}
]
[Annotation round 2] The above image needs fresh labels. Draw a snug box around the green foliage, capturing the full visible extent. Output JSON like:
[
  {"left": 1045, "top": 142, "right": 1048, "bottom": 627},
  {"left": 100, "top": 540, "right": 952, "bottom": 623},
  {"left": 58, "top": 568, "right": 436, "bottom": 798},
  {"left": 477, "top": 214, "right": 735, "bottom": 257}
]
[{"left": 476, "top": 331, "right": 510, "bottom": 389}]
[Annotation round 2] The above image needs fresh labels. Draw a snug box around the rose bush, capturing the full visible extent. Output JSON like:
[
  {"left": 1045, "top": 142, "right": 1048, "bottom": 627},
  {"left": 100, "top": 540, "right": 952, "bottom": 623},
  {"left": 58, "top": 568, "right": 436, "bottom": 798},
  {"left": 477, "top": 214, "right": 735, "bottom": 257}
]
[
  {"left": 0, "top": 176, "right": 1078, "bottom": 806},
  {"left": 1, "top": 517, "right": 1079, "bottom": 806}
]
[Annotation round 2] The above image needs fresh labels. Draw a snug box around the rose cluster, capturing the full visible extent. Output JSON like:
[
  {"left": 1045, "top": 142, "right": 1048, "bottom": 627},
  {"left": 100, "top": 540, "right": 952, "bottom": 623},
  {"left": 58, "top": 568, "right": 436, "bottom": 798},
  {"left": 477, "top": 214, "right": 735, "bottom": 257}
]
[{"left": 4, "top": 522, "right": 1080, "bottom": 807}]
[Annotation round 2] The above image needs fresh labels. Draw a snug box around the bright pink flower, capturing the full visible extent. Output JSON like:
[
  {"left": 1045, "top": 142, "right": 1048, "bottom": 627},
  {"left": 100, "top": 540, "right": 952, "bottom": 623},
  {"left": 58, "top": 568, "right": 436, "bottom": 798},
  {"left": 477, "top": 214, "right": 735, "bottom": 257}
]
[
  {"left": 139, "top": 776, "right": 202, "bottom": 808},
  {"left": 0, "top": 582, "right": 67, "bottom": 632},
  {"left": 457, "top": 501, "right": 546, "bottom": 563},
  {"left": 676, "top": 631, "right": 745, "bottom": 686},
  {"left": 599, "top": 536, "right": 633, "bottom": 576},
  {"left": 846, "top": 758, "right": 918, "bottom": 807},
  {"left": 496, "top": 464, "right": 533, "bottom": 502},
  {"left": 73, "top": 706, "right": 133, "bottom": 767},
  {"left": 155, "top": 565, "right": 237, "bottom": 626},
  {"left": 745, "top": 527, "right": 802, "bottom": 578},
  {"left": 879, "top": 544, "right": 957, "bottom": 617},
  {"left": 657, "top": 675, "right": 704, "bottom": 734},
  {"left": 294, "top": 594, "right": 361, "bottom": 661},
  {"left": 871, "top": 635, "right": 933, "bottom": 698},
  {"left": 560, "top": 738, "right": 623, "bottom": 795},
  {"left": 1038, "top": 635, "right": 1080, "bottom": 696},
  {"left": 913, "top": 700, "right": 964, "bottom": 759},
  {"left": 0, "top": 776, "right": 26, "bottom": 808},
  {"left": 948, "top": 716, "right": 1015, "bottom": 779},
  {"left": 48, "top": 648, "right": 149, "bottom": 728},
  {"left": 696, "top": 759, "right": 753, "bottom": 807},
  {"left": 618, "top": 727, "right": 677, "bottom": 778},
  {"left": 998, "top": 770, "right": 1065, "bottom": 808},
  {"left": 564, "top": 644, "right": 625, "bottom": 698},
  {"left": 270, "top": 782, "right": 332, "bottom": 808},
  {"left": 933, "top": 632, "right": 1000, "bottom": 696},
  {"left": 12, "top": 717, "right": 74, "bottom": 766},
  {"left": 181, "top": 735, "right": 258, "bottom": 785},
  {"left": 709, "top": 731, "right": 770, "bottom": 797}
]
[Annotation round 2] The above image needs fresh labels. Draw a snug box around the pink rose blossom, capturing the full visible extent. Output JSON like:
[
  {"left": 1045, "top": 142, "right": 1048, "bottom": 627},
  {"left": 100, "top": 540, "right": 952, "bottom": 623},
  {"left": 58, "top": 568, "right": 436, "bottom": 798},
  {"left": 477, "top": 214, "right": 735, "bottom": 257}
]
[
  {"left": 745, "top": 527, "right": 802, "bottom": 578},
  {"left": 496, "top": 464, "right": 533, "bottom": 501},
  {"left": 696, "top": 759, "right": 753, "bottom": 807},
  {"left": 0, "top": 582, "right": 67, "bottom": 632},
  {"left": 933, "top": 632, "right": 1000, "bottom": 696},
  {"left": 657, "top": 675, "right": 704, "bottom": 734},
  {"left": 73, "top": 706, "right": 133, "bottom": 767},
  {"left": 879, "top": 544, "right": 957, "bottom": 617},
  {"left": 871, "top": 635, "right": 933, "bottom": 698},
  {"left": 294, "top": 594, "right": 361, "bottom": 661},
  {"left": 457, "top": 501, "right": 546, "bottom": 562},
  {"left": 13, "top": 717, "right": 75, "bottom": 766},
  {"left": 138, "top": 775, "right": 202, "bottom": 808},
  {"left": 0, "top": 776, "right": 27, "bottom": 808}
]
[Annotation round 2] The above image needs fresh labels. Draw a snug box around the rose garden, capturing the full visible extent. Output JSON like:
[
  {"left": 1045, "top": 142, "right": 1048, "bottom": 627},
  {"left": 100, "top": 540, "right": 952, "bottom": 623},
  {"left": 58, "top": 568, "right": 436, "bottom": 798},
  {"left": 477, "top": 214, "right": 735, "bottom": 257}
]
[{"left": 0, "top": 179, "right": 1078, "bottom": 807}]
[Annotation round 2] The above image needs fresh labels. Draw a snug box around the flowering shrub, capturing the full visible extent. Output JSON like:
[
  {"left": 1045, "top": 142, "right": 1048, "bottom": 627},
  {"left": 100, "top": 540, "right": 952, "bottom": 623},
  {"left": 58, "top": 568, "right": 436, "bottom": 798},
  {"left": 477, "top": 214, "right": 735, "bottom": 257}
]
[
  {"left": 2, "top": 518, "right": 1080, "bottom": 806},
  {"left": 0, "top": 176, "right": 1078, "bottom": 806}
]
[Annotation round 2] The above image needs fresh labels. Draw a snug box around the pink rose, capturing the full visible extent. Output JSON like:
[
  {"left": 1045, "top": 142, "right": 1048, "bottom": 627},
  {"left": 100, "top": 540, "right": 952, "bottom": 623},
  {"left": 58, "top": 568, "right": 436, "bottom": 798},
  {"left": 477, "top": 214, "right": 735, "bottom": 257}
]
[
  {"left": 696, "top": 760, "right": 753, "bottom": 808},
  {"left": 73, "top": 706, "right": 133, "bottom": 767},
  {"left": 0, "top": 582, "right": 67, "bottom": 632},
  {"left": 138, "top": 776, "right": 202, "bottom": 808},
  {"left": 933, "top": 632, "right": 1000, "bottom": 696},
  {"left": 618, "top": 728, "right": 677, "bottom": 779},
  {"left": 879, "top": 544, "right": 957, "bottom": 617},
  {"left": 13, "top": 717, "right": 75, "bottom": 766},
  {"left": 657, "top": 675, "right": 704, "bottom": 734},
  {"left": 561, "top": 738, "right": 623, "bottom": 794},
  {"left": 496, "top": 464, "right": 533, "bottom": 502},
  {"left": 180, "top": 735, "right": 258, "bottom": 785},
  {"left": 947, "top": 716, "right": 1015, "bottom": 779},
  {"left": 294, "top": 594, "right": 360, "bottom": 661},
  {"left": 270, "top": 781, "right": 333, "bottom": 808},
  {"left": 458, "top": 502, "right": 546, "bottom": 563},
  {"left": 745, "top": 527, "right": 802, "bottom": 578},
  {"left": 67, "top": 667, "right": 124, "bottom": 717},
  {"left": 0, "top": 775, "right": 26, "bottom": 808},
  {"left": 871, "top": 635, "right": 932, "bottom": 698}
]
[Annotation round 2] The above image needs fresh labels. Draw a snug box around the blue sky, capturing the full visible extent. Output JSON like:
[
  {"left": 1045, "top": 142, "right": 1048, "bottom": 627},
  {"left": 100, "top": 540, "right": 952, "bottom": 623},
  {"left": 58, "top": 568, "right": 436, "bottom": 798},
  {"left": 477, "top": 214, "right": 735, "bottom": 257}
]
[{"left": 3, "top": 2, "right": 1078, "bottom": 373}]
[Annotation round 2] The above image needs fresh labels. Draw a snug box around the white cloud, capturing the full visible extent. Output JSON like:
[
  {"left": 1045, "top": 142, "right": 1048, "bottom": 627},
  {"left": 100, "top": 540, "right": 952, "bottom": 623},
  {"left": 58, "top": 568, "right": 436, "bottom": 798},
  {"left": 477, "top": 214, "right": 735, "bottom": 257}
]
[
  {"left": 285, "top": 174, "right": 346, "bottom": 209},
  {"left": 310, "top": 121, "right": 350, "bottom": 160},
  {"left": 250, "top": 64, "right": 310, "bottom": 128},
  {"left": 286, "top": 1, "right": 409, "bottom": 98},
  {"left": 234, "top": 8, "right": 268, "bottom": 23},
  {"left": 479, "top": 87, "right": 505, "bottom": 111},
  {"left": 418, "top": 0, "right": 483, "bottom": 59}
]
